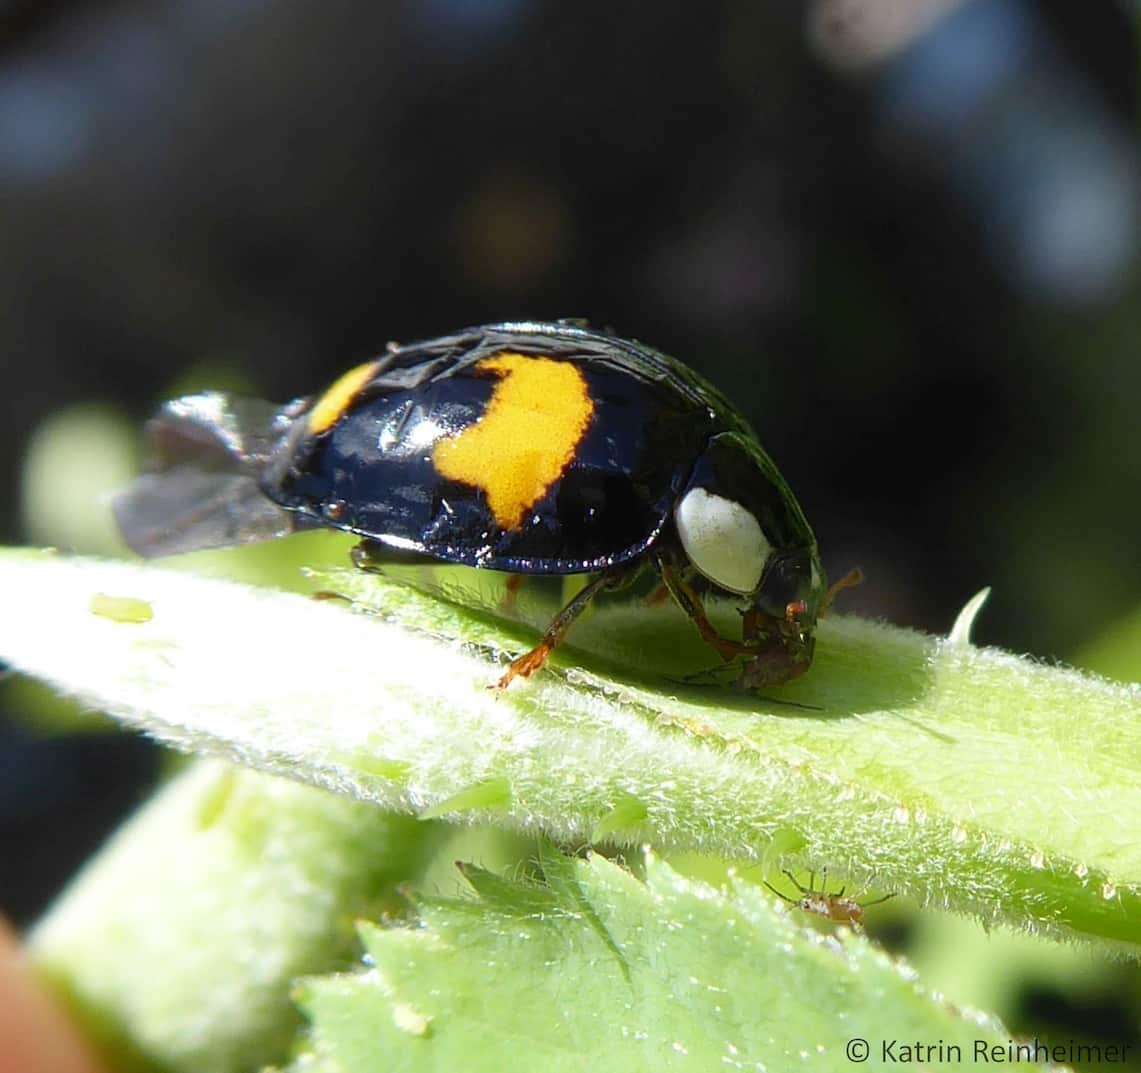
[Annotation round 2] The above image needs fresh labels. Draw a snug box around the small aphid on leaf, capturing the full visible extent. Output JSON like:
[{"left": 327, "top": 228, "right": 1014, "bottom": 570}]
[{"left": 764, "top": 869, "right": 894, "bottom": 928}]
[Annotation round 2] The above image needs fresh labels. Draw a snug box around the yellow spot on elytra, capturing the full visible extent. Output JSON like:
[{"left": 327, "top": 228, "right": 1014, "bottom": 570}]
[
  {"left": 307, "top": 360, "right": 379, "bottom": 435},
  {"left": 433, "top": 353, "right": 592, "bottom": 530}
]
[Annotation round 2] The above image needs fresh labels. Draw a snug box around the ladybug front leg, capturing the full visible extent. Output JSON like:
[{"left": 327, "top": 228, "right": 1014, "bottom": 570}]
[
  {"left": 496, "top": 566, "right": 630, "bottom": 690},
  {"left": 652, "top": 550, "right": 753, "bottom": 663},
  {"left": 499, "top": 572, "right": 526, "bottom": 613}
]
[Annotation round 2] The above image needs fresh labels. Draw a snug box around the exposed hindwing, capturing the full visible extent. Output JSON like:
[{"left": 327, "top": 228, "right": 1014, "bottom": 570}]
[{"left": 114, "top": 393, "right": 307, "bottom": 557}]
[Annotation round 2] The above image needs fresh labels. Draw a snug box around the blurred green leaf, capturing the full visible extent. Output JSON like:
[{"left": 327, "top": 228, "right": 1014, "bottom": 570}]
[
  {"left": 31, "top": 760, "right": 451, "bottom": 1073},
  {"left": 293, "top": 852, "right": 1042, "bottom": 1073},
  {"left": 20, "top": 403, "right": 139, "bottom": 555},
  {"left": 1076, "top": 605, "right": 1141, "bottom": 684}
]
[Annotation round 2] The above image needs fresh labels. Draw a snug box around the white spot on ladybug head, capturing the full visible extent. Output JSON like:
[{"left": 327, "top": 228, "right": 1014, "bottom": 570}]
[{"left": 674, "top": 487, "right": 771, "bottom": 595}]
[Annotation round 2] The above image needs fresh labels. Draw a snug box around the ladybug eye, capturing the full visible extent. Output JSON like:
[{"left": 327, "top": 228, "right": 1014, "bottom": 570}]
[{"left": 675, "top": 486, "right": 770, "bottom": 595}]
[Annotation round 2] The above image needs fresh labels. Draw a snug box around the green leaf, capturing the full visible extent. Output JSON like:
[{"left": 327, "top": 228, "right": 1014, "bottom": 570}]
[
  {"left": 2, "top": 548, "right": 1139, "bottom": 950},
  {"left": 29, "top": 759, "right": 451, "bottom": 1073},
  {"left": 294, "top": 853, "right": 1048, "bottom": 1072}
]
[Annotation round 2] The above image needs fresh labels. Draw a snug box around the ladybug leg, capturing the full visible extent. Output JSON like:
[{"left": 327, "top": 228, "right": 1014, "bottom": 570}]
[
  {"left": 350, "top": 538, "right": 432, "bottom": 573},
  {"left": 500, "top": 573, "right": 526, "bottom": 612},
  {"left": 496, "top": 567, "right": 628, "bottom": 690},
  {"left": 643, "top": 579, "right": 672, "bottom": 607},
  {"left": 653, "top": 552, "right": 753, "bottom": 663},
  {"left": 741, "top": 606, "right": 762, "bottom": 643}
]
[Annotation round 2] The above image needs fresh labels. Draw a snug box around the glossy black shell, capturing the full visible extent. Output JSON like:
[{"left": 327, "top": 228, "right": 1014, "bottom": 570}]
[{"left": 262, "top": 322, "right": 811, "bottom": 575}]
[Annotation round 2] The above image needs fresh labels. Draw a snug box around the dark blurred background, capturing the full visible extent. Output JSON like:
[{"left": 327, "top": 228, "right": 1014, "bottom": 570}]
[{"left": 1, "top": 0, "right": 1139, "bottom": 1060}]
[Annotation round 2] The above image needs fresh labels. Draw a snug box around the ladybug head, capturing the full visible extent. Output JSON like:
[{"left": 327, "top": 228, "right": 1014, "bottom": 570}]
[{"left": 673, "top": 432, "right": 825, "bottom": 620}]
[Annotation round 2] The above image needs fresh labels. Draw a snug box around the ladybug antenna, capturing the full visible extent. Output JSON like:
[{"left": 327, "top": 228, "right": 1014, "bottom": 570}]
[{"left": 821, "top": 567, "right": 863, "bottom": 613}]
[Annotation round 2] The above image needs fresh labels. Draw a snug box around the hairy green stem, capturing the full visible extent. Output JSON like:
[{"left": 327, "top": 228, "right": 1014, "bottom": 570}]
[{"left": 1, "top": 549, "right": 1138, "bottom": 953}]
